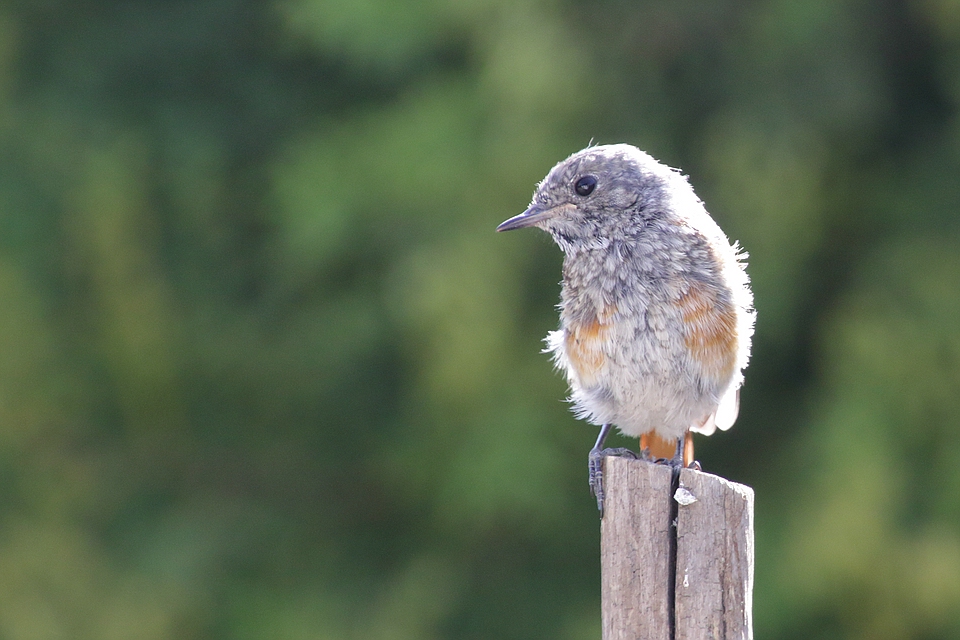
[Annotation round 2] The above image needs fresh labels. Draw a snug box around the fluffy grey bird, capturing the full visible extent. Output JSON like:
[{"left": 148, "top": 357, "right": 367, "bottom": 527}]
[{"left": 497, "top": 144, "right": 755, "bottom": 512}]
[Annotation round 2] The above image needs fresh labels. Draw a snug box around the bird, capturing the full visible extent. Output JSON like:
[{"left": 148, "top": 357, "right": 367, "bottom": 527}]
[{"left": 496, "top": 143, "right": 754, "bottom": 514}]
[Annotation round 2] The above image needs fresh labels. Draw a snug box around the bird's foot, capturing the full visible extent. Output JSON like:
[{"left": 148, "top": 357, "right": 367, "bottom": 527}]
[
  {"left": 665, "top": 436, "right": 701, "bottom": 470},
  {"left": 641, "top": 448, "right": 677, "bottom": 466},
  {"left": 588, "top": 447, "right": 638, "bottom": 517}
]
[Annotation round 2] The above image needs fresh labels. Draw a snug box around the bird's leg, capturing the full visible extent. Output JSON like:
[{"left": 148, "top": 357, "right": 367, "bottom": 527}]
[
  {"left": 588, "top": 423, "right": 638, "bottom": 516},
  {"left": 670, "top": 436, "right": 684, "bottom": 468},
  {"left": 683, "top": 431, "right": 701, "bottom": 470},
  {"left": 670, "top": 432, "right": 702, "bottom": 470}
]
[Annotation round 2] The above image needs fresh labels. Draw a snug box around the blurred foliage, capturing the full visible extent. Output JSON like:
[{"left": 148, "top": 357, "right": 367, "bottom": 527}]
[{"left": 0, "top": 0, "right": 959, "bottom": 638}]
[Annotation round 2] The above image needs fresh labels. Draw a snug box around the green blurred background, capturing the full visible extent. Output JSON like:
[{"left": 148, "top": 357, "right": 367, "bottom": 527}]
[{"left": 1, "top": 0, "right": 960, "bottom": 638}]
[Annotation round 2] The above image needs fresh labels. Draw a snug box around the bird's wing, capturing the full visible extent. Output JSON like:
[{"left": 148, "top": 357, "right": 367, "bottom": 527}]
[
  {"left": 714, "top": 387, "right": 740, "bottom": 431},
  {"left": 689, "top": 388, "right": 740, "bottom": 436}
]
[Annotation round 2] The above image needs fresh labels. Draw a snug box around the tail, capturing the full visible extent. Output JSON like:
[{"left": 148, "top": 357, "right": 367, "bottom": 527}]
[{"left": 640, "top": 431, "right": 695, "bottom": 466}]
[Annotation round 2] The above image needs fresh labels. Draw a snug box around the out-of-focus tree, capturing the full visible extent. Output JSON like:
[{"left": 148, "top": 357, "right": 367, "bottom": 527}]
[{"left": 0, "top": 0, "right": 958, "bottom": 638}]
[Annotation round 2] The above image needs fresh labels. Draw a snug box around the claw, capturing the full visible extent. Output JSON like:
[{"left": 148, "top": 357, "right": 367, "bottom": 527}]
[
  {"left": 590, "top": 447, "right": 639, "bottom": 514},
  {"left": 588, "top": 424, "right": 639, "bottom": 516},
  {"left": 588, "top": 448, "right": 604, "bottom": 510}
]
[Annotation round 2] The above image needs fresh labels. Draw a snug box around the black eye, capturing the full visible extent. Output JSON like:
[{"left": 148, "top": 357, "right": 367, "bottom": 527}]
[{"left": 574, "top": 175, "right": 597, "bottom": 196}]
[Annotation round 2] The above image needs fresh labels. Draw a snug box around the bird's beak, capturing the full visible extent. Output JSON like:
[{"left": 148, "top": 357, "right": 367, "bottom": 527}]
[{"left": 496, "top": 204, "right": 558, "bottom": 232}]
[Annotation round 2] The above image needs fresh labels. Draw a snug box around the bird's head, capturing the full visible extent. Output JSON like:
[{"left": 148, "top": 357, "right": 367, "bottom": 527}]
[{"left": 497, "top": 144, "right": 688, "bottom": 252}]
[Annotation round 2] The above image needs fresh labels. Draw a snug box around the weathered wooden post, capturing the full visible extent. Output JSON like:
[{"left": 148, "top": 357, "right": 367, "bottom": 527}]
[{"left": 600, "top": 456, "right": 754, "bottom": 640}]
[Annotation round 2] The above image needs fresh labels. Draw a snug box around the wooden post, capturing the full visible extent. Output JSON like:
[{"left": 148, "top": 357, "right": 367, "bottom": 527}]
[
  {"left": 600, "top": 457, "right": 754, "bottom": 640},
  {"left": 600, "top": 459, "right": 674, "bottom": 639}
]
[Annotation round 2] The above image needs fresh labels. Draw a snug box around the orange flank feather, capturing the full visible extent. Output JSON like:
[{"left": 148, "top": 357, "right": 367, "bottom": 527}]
[
  {"left": 564, "top": 305, "right": 615, "bottom": 388},
  {"left": 675, "top": 280, "right": 738, "bottom": 380}
]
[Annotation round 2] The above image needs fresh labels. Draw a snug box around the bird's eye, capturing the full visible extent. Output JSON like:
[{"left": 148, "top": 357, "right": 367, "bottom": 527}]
[{"left": 574, "top": 175, "right": 597, "bottom": 197}]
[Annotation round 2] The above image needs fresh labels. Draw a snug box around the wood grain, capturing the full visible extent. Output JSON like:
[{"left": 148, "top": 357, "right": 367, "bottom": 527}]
[
  {"left": 600, "top": 456, "right": 754, "bottom": 640},
  {"left": 600, "top": 457, "right": 673, "bottom": 640},
  {"left": 675, "top": 467, "right": 754, "bottom": 640}
]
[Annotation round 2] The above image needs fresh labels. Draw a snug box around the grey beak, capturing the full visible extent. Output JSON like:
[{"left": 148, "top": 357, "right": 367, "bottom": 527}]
[{"left": 496, "top": 205, "right": 554, "bottom": 232}]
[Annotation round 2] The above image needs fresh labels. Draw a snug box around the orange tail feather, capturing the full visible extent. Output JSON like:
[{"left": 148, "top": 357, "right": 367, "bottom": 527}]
[{"left": 639, "top": 431, "right": 695, "bottom": 466}]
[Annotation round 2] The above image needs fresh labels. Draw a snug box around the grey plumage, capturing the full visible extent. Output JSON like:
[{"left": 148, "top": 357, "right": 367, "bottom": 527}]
[{"left": 499, "top": 144, "right": 754, "bottom": 443}]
